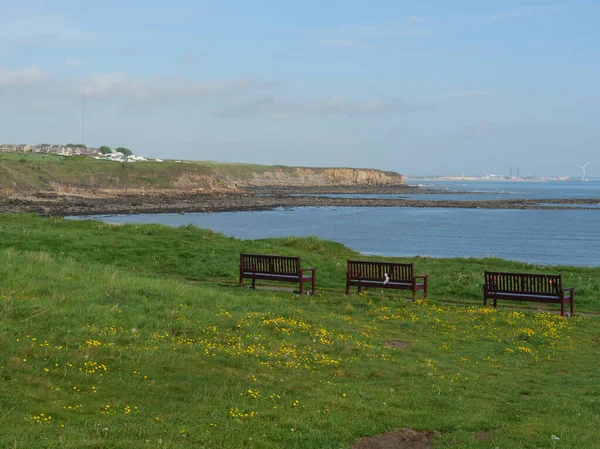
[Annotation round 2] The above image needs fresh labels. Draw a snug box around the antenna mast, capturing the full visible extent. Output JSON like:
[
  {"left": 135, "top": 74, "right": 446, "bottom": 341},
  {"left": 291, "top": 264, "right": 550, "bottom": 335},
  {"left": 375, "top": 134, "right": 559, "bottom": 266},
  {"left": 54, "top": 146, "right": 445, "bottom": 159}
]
[{"left": 81, "top": 86, "right": 85, "bottom": 146}]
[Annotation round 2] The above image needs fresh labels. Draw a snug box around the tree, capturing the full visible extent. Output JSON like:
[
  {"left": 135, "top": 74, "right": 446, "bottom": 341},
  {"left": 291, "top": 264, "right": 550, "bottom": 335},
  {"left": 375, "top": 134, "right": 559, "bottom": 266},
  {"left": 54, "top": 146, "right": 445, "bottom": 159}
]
[
  {"left": 115, "top": 147, "right": 133, "bottom": 156},
  {"left": 99, "top": 146, "right": 112, "bottom": 155}
]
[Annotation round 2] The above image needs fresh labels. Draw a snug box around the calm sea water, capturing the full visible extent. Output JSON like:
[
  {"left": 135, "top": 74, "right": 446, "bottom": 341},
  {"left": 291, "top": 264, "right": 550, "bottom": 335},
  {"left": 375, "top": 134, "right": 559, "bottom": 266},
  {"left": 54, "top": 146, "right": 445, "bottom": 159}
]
[
  {"left": 74, "top": 181, "right": 600, "bottom": 267},
  {"left": 295, "top": 180, "right": 600, "bottom": 201}
]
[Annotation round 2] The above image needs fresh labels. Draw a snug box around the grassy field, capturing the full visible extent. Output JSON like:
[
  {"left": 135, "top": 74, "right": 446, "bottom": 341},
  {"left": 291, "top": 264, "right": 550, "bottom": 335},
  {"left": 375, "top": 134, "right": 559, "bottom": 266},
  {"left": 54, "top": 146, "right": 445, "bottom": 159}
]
[
  {"left": 0, "top": 153, "right": 216, "bottom": 192},
  {"left": 1, "top": 214, "right": 599, "bottom": 448},
  {"left": 0, "top": 153, "right": 69, "bottom": 162}
]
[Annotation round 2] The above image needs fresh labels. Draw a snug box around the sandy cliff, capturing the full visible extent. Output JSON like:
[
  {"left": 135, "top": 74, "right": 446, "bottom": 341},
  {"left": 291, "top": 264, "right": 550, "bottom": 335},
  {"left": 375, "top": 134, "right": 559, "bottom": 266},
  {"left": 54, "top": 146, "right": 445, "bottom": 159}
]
[{"left": 238, "top": 167, "right": 406, "bottom": 186}]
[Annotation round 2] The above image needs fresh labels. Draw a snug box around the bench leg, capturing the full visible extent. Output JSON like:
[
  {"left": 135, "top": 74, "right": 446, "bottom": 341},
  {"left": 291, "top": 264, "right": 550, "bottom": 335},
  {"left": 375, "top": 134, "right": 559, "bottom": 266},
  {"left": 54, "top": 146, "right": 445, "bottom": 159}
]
[
  {"left": 239, "top": 278, "right": 243, "bottom": 288},
  {"left": 299, "top": 279, "right": 304, "bottom": 295},
  {"left": 493, "top": 299, "right": 497, "bottom": 308},
  {"left": 411, "top": 290, "right": 416, "bottom": 302},
  {"left": 251, "top": 278, "right": 256, "bottom": 289},
  {"left": 561, "top": 301, "right": 564, "bottom": 317},
  {"left": 345, "top": 283, "right": 350, "bottom": 295},
  {"left": 311, "top": 275, "right": 315, "bottom": 295},
  {"left": 570, "top": 298, "right": 574, "bottom": 317}
]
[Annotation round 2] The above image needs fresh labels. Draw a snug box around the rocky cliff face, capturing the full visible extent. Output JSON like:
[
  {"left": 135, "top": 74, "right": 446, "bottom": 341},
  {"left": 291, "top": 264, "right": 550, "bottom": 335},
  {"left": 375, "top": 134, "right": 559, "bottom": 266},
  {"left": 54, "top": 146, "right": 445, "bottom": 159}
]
[
  {"left": 238, "top": 167, "right": 406, "bottom": 186},
  {"left": 0, "top": 159, "right": 405, "bottom": 198}
]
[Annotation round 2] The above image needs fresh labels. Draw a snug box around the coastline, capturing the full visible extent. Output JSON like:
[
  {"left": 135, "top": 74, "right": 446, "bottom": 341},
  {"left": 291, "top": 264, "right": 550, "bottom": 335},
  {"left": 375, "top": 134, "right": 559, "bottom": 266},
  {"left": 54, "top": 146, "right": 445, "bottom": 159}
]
[{"left": 1, "top": 186, "right": 599, "bottom": 217}]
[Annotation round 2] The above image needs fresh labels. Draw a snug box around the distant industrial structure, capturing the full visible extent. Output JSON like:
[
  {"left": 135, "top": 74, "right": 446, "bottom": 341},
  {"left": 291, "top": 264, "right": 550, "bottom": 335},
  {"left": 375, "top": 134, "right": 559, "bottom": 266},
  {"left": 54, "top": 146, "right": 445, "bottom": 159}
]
[
  {"left": 482, "top": 167, "right": 571, "bottom": 181},
  {"left": 483, "top": 167, "right": 539, "bottom": 181},
  {"left": 408, "top": 167, "right": 590, "bottom": 182},
  {"left": 575, "top": 162, "right": 591, "bottom": 182}
]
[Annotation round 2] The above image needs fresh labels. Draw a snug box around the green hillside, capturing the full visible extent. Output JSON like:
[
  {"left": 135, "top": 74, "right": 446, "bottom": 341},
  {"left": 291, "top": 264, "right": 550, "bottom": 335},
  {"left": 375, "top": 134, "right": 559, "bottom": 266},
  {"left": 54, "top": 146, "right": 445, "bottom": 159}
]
[
  {"left": 0, "top": 214, "right": 599, "bottom": 448},
  {"left": 0, "top": 155, "right": 236, "bottom": 192},
  {"left": 0, "top": 154, "right": 405, "bottom": 195}
]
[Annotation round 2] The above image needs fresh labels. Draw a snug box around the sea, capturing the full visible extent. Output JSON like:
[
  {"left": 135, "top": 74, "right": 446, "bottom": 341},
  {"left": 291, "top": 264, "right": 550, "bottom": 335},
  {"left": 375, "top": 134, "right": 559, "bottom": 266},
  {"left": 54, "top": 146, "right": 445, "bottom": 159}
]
[{"left": 72, "top": 180, "right": 600, "bottom": 268}]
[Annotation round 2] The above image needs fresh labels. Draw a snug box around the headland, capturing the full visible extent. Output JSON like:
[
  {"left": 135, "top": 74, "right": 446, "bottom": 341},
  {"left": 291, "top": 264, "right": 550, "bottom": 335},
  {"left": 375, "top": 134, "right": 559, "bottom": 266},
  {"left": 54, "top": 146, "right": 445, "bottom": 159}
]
[{"left": 1, "top": 155, "right": 598, "bottom": 216}]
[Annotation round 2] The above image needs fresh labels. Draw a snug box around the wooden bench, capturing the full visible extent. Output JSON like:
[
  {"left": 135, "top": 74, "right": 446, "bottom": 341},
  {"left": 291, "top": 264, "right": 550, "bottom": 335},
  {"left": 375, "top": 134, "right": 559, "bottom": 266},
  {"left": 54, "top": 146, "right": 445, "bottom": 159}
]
[
  {"left": 239, "top": 253, "right": 316, "bottom": 295},
  {"left": 483, "top": 271, "right": 574, "bottom": 316},
  {"left": 345, "top": 260, "right": 428, "bottom": 300}
]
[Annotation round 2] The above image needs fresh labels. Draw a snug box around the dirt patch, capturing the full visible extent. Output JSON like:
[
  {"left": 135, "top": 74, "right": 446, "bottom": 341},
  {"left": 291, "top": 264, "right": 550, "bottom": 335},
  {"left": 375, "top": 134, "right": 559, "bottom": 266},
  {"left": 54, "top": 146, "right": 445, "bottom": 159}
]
[
  {"left": 385, "top": 340, "right": 412, "bottom": 349},
  {"left": 473, "top": 431, "right": 492, "bottom": 441},
  {"left": 351, "top": 428, "right": 435, "bottom": 449},
  {"left": 248, "top": 285, "right": 296, "bottom": 293}
]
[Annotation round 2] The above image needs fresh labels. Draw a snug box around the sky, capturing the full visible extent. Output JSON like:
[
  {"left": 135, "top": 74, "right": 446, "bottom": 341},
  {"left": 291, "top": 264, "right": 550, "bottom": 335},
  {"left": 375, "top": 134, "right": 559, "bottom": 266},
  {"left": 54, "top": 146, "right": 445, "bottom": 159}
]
[{"left": 0, "top": 0, "right": 599, "bottom": 177}]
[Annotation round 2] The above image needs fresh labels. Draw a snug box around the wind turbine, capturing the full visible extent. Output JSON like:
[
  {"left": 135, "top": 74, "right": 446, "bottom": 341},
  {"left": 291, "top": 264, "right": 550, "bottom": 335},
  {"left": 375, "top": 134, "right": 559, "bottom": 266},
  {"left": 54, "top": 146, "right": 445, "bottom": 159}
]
[{"left": 575, "top": 162, "right": 590, "bottom": 181}]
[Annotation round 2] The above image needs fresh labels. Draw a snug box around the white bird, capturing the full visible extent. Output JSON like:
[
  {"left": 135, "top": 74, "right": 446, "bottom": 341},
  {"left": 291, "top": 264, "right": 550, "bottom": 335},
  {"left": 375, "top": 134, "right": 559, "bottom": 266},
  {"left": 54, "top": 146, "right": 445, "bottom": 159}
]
[{"left": 383, "top": 272, "right": 390, "bottom": 285}]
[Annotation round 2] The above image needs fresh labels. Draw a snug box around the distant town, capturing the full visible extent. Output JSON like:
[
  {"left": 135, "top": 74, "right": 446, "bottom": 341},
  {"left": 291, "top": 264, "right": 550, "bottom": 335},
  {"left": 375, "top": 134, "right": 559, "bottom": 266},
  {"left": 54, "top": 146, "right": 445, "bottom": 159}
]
[{"left": 0, "top": 143, "right": 154, "bottom": 162}]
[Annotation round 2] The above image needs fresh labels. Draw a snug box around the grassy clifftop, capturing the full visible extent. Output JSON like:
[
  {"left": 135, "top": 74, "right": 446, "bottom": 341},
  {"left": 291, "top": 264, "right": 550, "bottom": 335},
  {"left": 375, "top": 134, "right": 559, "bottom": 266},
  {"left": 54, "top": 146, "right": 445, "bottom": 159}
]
[{"left": 0, "top": 154, "right": 406, "bottom": 195}]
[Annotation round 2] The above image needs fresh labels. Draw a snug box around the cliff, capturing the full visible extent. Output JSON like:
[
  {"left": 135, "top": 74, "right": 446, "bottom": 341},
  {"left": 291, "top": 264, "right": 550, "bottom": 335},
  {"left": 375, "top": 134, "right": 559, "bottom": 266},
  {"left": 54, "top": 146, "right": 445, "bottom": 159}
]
[
  {"left": 237, "top": 166, "right": 405, "bottom": 186},
  {"left": 0, "top": 157, "right": 405, "bottom": 197}
]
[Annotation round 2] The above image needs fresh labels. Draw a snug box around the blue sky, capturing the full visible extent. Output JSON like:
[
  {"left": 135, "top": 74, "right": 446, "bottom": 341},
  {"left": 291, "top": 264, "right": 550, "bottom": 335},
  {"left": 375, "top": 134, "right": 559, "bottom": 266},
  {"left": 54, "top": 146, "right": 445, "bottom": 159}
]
[{"left": 1, "top": 0, "right": 598, "bottom": 176}]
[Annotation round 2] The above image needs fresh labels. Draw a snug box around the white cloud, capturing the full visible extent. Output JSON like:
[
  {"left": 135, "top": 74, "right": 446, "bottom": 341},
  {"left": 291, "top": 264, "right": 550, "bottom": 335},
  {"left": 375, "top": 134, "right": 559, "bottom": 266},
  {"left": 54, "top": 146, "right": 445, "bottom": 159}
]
[
  {"left": 0, "top": 66, "right": 280, "bottom": 111},
  {"left": 318, "top": 18, "right": 431, "bottom": 51},
  {"left": 466, "top": 121, "right": 566, "bottom": 139},
  {"left": 327, "top": 20, "right": 432, "bottom": 41},
  {"left": 0, "top": 65, "right": 431, "bottom": 119},
  {"left": 214, "top": 93, "right": 431, "bottom": 120},
  {"left": 64, "top": 57, "right": 86, "bottom": 67},
  {"left": 408, "top": 16, "right": 430, "bottom": 23},
  {"left": 320, "top": 40, "right": 370, "bottom": 49},
  {"left": 445, "top": 89, "right": 493, "bottom": 98},
  {"left": 178, "top": 52, "right": 198, "bottom": 66},
  {"left": 120, "top": 48, "right": 137, "bottom": 56},
  {"left": 490, "top": 6, "right": 554, "bottom": 21},
  {"left": 0, "top": 9, "right": 97, "bottom": 48},
  {"left": 0, "top": 66, "right": 48, "bottom": 88},
  {"left": 82, "top": 73, "right": 279, "bottom": 106}
]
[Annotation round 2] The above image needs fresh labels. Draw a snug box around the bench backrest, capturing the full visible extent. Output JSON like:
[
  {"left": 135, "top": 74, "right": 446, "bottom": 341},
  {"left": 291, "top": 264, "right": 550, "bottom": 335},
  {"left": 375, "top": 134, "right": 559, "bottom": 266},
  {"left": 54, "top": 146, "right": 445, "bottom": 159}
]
[
  {"left": 484, "top": 271, "right": 562, "bottom": 296},
  {"left": 347, "top": 260, "right": 414, "bottom": 282},
  {"left": 240, "top": 253, "right": 300, "bottom": 275}
]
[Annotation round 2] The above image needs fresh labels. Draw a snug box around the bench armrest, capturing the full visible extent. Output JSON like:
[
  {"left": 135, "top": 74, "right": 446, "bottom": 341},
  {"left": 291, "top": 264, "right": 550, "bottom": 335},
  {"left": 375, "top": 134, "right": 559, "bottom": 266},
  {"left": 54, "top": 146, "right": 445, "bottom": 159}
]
[
  {"left": 414, "top": 275, "right": 428, "bottom": 288},
  {"left": 562, "top": 287, "right": 574, "bottom": 296},
  {"left": 300, "top": 268, "right": 316, "bottom": 275}
]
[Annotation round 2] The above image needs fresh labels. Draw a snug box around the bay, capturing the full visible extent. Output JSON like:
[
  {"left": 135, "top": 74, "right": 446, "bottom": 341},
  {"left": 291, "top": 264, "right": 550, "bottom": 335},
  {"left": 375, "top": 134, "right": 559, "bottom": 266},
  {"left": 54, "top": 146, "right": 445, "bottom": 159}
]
[
  {"left": 72, "top": 181, "right": 600, "bottom": 267},
  {"left": 294, "top": 180, "right": 600, "bottom": 202}
]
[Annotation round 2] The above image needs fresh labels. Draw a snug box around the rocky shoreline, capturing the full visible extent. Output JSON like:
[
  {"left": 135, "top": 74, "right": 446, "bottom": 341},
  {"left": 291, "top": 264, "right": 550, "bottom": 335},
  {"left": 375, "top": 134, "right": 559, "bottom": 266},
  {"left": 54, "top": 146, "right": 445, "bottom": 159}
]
[{"left": 1, "top": 186, "right": 599, "bottom": 216}]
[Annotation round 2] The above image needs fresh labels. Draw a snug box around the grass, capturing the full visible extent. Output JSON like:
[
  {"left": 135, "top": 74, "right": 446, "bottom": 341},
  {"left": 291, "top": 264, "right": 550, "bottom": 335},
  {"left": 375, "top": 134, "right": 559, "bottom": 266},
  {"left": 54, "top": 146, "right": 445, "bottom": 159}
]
[
  {"left": 0, "top": 152, "right": 68, "bottom": 162},
  {"left": 0, "top": 153, "right": 214, "bottom": 191},
  {"left": 1, "top": 214, "right": 598, "bottom": 312},
  {"left": 1, "top": 213, "right": 599, "bottom": 448}
]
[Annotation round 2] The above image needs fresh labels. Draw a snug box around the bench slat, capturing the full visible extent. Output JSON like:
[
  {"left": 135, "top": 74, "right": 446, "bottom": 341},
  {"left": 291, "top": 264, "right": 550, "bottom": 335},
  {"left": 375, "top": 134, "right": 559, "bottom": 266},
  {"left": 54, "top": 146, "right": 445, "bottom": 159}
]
[
  {"left": 240, "top": 254, "right": 300, "bottom": 275},
  {"left": 346, "top": 260, "right": 427, "bottom": 300},
  {"left": 486, "top": 272, "right": 561, "bottom": 295},
  {"left": 240, "top": 253, "right": 315, "bottom": 295},
  {"left": 484, "top": 271, "right": 573, "bottom": 316}
]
